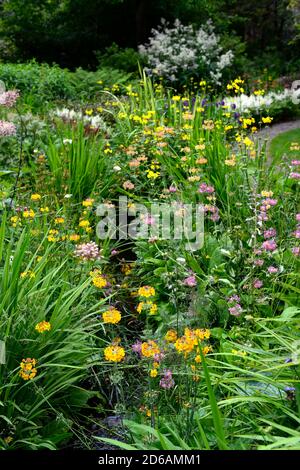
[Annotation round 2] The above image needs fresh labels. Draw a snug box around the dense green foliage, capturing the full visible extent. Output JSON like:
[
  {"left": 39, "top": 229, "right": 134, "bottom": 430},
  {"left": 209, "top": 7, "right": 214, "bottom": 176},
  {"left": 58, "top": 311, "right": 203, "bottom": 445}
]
[{"left": 0, "top": 0, "right": 299, "bottom": 75}]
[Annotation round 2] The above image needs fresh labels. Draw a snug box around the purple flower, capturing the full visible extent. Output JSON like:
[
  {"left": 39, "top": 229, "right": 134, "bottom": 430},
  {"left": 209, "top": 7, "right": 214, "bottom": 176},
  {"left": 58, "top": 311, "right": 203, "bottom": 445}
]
[
  {"left": 159, "top": 369, "right": 175, "bottom": 389},
  {"left": 210, "top": 210, "right": 220, "bottom": 222},
  {"left": 253, "top": 279, "right": 263, "bottom": 288},
  {"left": 132, "top": 341, "right": 142, "bottom": 354},
  {"left": 262, "top": 239, "right": 277, "bottom": 252},
  {"left": 228, "top": 294, "right": 240, "bottom": 303}
]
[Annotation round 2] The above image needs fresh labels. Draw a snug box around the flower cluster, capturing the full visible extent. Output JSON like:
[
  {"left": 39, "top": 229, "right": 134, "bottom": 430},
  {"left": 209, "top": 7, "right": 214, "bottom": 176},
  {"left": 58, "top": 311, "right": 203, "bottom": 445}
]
[
  {"left": 102, "top": 307, "right": 122, "bottom": 324},
  {"left": 74, "top": 241, "right": 101, "bottom": 261},
  {"left": 19, "top": 358, "right": 37, "bottom": 380},
  {"left": 139, "top": 19, "right": 233, "bottom": 84},
  {"left": 35, "top": 321, "right": 51, "bottom": 333},
  {"left": 104, "top": 345, "right": 125, "bottom": 362}
]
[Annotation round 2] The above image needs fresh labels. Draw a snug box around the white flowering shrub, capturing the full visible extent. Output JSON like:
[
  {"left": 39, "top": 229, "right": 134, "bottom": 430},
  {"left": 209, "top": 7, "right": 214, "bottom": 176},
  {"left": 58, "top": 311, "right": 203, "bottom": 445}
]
[
  {"left": 139, "top": 19, "right": 233, "bottom": 85},
  {"left": 224, "top": 87, "right": 300, "bottom": 114}
]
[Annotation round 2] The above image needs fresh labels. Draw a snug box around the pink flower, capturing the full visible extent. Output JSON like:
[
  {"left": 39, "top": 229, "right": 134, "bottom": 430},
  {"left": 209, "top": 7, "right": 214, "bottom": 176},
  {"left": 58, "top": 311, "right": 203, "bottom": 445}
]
[
  {"left": 253, "top": 279, "right": 263, "bottom": 288},
  {"left": 210, "top": 211, "right": 220, "bottom": 222},
  {"left": 253, "top": 248, "right": 262, "bottom": 255},
  {"left": 290, "top": 172, "right": 300, "bottom": 180},
  {"left": 262, "top": 239, "right": 277, "bottom": 252},
  {"left": 198, "top": 183, "right": 215, "bottom": 194},
  {"left": 143, "top": 215, "right": 156, "bottom": 225},
  {"left": 132, "top": 341, "right": 142, "bottom": 354},
  {"left": 111, "top": 249, "right": 118, "bottom": 256},
  {"left": 74, "top": 241, "right": 101, "bottom": 260},
  {"left": 262, "top": 198, "right": 278, "bottom": 207},
  {"left": 291, "top": 160, "right": 300, "bottom": 166},
  {"left": 229, "top": 304, "right": 242, "bottom": 316},
  {"left": 268, "top": 266, "right": 278, "bottom": 274},
  {"left": 264, "top": 228, "right": 276, "bottom": 239},
  {"left": 254, "top": 259, "right": 264, "bottom": 266},
  {"left": 293, "top": 228, "right": 300, "bottom": 239},
  {"left": 0, "top": 90, "right": 19, "bottom": 107},
  {"left": 183, "top": 275, "right": 197, "bottom": 287},
  {"left": 292, "top": 247, "right": 300, "bottom": 256},
  {"left": 0, "top": 120, "right": 16, "bottom": 137},
  {"left": 258, "top": 212, "right": 269, "bottom": 221},
  {"left": 122, "top": 180, "right": 135, "bottom": 190},
  {"left": 296, "top": 214, "right": 300, "bottom": 222},
  {"left": 168, "top": 184, "right": 177, "bottom": 193}
]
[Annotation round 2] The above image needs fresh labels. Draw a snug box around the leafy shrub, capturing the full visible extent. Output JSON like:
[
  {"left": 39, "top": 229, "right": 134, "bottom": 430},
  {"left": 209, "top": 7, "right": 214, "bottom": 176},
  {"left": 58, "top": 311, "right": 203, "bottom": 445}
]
[
  {"left": 95, "top": 43, "right": 143, "bottom": 74},
  {"left": 139, "top": 19, "right": 233, "bottom": 85},
  {"left": 0, "top": 61, "right": 75, "bottom": 108},
  {"left": 70, "top": 67, "right": 133, "bottom": 99}
]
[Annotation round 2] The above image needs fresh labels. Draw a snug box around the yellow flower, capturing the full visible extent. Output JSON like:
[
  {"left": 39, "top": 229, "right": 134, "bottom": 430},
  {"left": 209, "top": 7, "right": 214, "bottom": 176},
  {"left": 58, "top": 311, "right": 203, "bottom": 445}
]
[
  {"left": 254, "top": 89, "right": 265, "bottom": 96},
  {"left": 4, "top": 436, "right": 13, "bottom": 444},
  {"left": 79, "top": 219, "right": 90, "bottom": 228},
  {"left": 150, "top": 369, "right": 158, "bottom": 378},
  {"left": 35, "top": 321, "right": 51, "bottom": 333},
  {"left": 137, "top": 301, "right": 157, "bottom": 315},
  {"left": 146, "top": 170, "right": 160, "bottom": 179},
  {"left": 82, "top": 198, "right": 94, "bottom": 207},
  {"left": 261, "top": 190, "right": 273, "bottom": 197},
  {"left": 92, "top": 275, "right": 107, "bottom": 289},
  {"left": 231, "top": 349, "right": 247, "bottom": 357},
  {"left": 138, "top": 286, "right": 155, "bottom": 298},
  {"left": 243, "top": 136, "right": 254, "bottom": 147},
  {"left": 141, "top": 340, "right": 160, "bottom": 358},
  {"left": 85, "top": 109, "right": 93, "bottom": 116},
  {"left": 262, "top": 116, "right": 273, "bottom": 124},
  {"left": 69, "top": 234, "right": 80, "bottom": 241},
  {"left": 19, "top": 358, "right": 37, "bottom": 380},
  {"left": 23, "top": 209, "right": 35, "bottom": 218},
  {"left": 20, "top": 270, "right": 35, "bottom": 279},
  {"left": 104, "top": 345, "right": 125, "bottom": 362},
  {"left": 55, "top": 217, "right": 65, "bottom": 224},
  {"left": 40, "top": 206, "right": 49, "bottom": 213},
  {"left": 174, "top": 336, "right": 195, "bottom": 354},
  {"left": 172, "top": 96, "right": 181, "bottom": 101},
  {"left": 225, "top": 154, "right": 236, "bottom": 166},
  {"left": 165, "top": 329, "right": 178, "bottom": 343},
  {"left": 102, "top": 307, "right": 122, "bottom": 324},
  {"left": 31, "top": 193, "right": 41, "bottom": 201}
]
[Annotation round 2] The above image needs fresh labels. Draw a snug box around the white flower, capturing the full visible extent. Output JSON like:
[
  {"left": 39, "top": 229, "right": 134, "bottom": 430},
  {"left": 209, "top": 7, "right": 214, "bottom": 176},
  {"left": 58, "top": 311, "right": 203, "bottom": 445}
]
[
  {"left": 139, "top": 19, "right": 233, "bottom": 84},
  {"left": 113, "top": 165, "right": 121, "bottom": 172}
]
